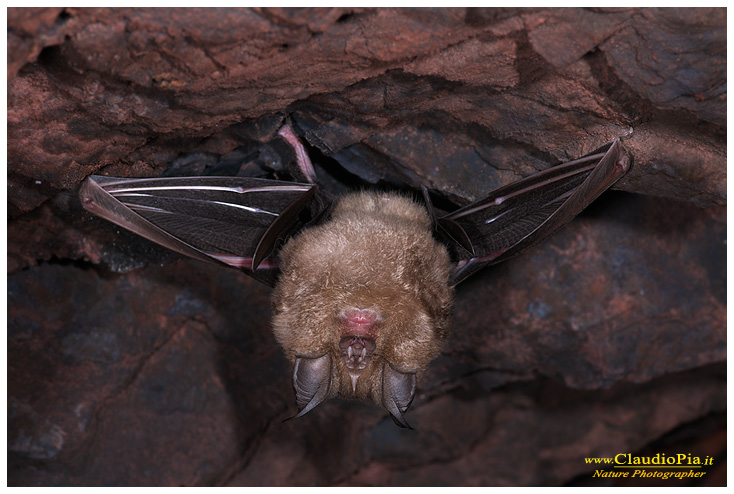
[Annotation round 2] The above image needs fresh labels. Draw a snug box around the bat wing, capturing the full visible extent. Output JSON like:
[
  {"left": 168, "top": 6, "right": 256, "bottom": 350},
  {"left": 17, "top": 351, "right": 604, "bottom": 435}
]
[
  {"left": 79, "top": 175, "right": 321, "bottom": 286},
  {"left": 440, "top": 138, "right": 631, "bottom": 285}
]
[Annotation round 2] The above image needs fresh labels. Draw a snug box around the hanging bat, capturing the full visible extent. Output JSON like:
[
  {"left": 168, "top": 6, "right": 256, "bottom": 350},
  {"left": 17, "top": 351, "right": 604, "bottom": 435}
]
[{"left": 79, "top": 124, "right": 631, "bottom": 428}]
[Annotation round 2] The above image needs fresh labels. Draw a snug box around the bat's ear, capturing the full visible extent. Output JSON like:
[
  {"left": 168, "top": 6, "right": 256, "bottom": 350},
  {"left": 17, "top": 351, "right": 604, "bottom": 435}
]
[
  {"left": 381, "top": 362, "right": 417, "bottom": 430},
  {"left": 290, "top": 354, "right": 333, "bottom": 420}
]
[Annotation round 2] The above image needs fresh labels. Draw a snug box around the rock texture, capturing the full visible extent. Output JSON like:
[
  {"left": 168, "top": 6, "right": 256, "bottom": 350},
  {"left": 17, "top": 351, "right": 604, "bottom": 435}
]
[{"left": 7, "top": 7, "right": 726, "bottom": 486}]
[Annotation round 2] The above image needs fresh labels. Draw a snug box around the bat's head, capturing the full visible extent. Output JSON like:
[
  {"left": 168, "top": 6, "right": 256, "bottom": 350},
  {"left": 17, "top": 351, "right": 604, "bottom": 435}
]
[{"left": 271, "top": 191, "right": 454, "bottom": 428}]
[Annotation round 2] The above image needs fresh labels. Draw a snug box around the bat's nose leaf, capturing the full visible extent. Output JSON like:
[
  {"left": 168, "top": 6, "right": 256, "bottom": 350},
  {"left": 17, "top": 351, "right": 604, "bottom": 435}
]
[
  {"left": 381, "top": 362, "right": 417, "bottom": 430},
  {"left": 290, "top": 354, "right": 332, "bottom": 419}
]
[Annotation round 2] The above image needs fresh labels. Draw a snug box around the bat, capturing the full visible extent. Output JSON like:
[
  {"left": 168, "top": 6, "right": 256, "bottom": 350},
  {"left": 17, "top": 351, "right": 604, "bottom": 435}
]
[{"left": 79, "top": 124, "right": 631, "bottom": 428}]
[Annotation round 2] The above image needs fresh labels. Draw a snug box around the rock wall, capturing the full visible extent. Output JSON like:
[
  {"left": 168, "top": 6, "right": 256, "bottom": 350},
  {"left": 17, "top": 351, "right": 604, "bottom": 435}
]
[{"left": 7, "top": 7, "right": 726, "bottom": 486}]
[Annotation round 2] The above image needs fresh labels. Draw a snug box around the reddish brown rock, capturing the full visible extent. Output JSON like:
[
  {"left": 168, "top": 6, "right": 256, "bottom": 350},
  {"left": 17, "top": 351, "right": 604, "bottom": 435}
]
[
  {"left": 7, "top": 7, "right": 66, "bottom": 78},
  {"left": 7, "top": 8, "right": 726, "bottom": 215},
  {"left": 7, "top": 7, "right": 726, "bottom": 487},
  {"left": 8, "top": 193, "right": 725, "bottom": 486}
]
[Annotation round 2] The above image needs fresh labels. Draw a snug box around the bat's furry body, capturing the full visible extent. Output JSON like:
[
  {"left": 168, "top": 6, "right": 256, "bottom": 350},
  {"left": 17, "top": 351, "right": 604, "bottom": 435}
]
[
  {"left": 272, "top": 191, "right": 453, "bottom": 425},
  {"left": 79, "top": 124, "right": 630, "bottom": 427}
]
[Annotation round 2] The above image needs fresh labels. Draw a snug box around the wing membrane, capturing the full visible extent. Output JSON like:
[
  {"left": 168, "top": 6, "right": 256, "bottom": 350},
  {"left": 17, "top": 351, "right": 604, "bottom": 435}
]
[
  {"left": 443, "top": 139, "right": 630, "bottom": 284},
  {"left": 80, "top": 175, "right": 318, "bottom": 284}
]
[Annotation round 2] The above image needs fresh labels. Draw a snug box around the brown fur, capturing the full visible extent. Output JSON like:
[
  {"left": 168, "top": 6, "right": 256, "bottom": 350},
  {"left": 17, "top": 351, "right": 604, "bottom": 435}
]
[{"left": 271, "top": 191, "right": 454, "bottom": 406}]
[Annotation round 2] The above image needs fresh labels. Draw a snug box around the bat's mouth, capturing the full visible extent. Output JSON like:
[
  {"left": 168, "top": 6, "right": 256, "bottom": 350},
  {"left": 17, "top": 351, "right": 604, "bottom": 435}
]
[{"left": 339, "top": 335, "right": 376, "bottom": 392}]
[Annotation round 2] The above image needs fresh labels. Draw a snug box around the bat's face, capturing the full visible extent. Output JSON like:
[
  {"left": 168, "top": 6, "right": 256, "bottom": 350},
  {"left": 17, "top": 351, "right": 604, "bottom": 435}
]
[
  {"left": 271, "top": 191, "right": 454, "bottom": 427},
  {"left": 79, "top": 128, "right": 629, "bottom": 429}
]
